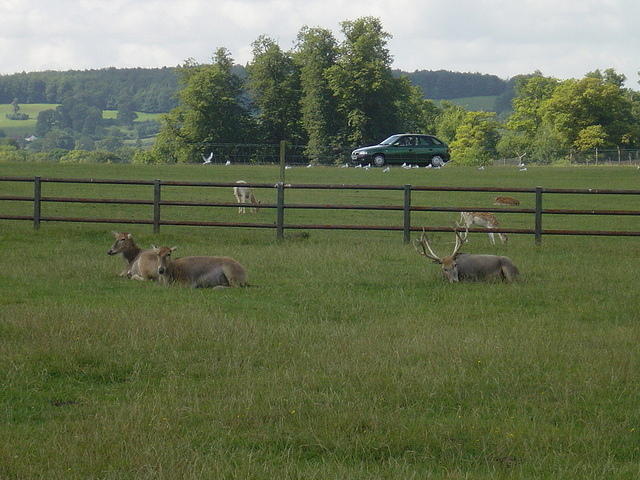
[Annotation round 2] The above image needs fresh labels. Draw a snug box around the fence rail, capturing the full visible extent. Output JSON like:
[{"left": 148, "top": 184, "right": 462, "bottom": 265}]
[{"left": 2, "top": 176, "right": 640, "bottom": 243}]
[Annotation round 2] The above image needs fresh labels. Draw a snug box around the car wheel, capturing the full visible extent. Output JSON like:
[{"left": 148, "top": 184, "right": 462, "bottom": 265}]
[
  {"left": 431, "top": 156, "right": 445, "bottom": 167},
  {"left": 373, "top": 154, "right": 385, "bottom": 167}
]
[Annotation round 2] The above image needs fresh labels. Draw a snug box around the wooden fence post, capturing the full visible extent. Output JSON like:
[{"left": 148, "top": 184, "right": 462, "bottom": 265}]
[
  {"left": 33, "top": 176, "right": 41, "bottom": 230},
  {"left": 153, "top": 179, "right": 161, "bottom": 233},
  {"left": 403, "top": 184, "right": 411, "bottom": 244},
  {"left": 279, "top": 140, "right": 286, "bottom": 183},
  {"left": 276, "top": 182, "right": 285, "bottom": 240},
  {"left": 535, "top": 186, "right": 543, "bottom": 245}
]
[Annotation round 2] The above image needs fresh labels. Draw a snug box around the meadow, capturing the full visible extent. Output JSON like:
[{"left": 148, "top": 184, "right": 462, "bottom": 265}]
[
  {"left": 0, "top": 104, "right": 161, "bottom": 138},
  {"left": 1, "top": 162, "right": 640, "bottom": 479}
]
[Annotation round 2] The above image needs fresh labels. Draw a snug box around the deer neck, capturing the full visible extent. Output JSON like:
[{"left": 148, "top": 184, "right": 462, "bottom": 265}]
[{"left": 124, "top": 245, "right": 142, "bottom": 263}]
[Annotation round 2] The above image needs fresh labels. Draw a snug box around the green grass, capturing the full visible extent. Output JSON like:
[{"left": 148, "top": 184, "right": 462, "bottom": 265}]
[
  {"left": 1, "top": 163, "right": 640, "bottom": 478},
  {"left": 0, "top": 104, "right": 162, "bottom": 138},
  {"left": 440, "top": 96, "right": 498, "bottom": 111}
]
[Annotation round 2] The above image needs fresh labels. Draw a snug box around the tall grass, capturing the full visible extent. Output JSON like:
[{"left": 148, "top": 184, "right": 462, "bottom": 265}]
[{"left": 1, "top": 163, "right": 640, "bottom": 479}]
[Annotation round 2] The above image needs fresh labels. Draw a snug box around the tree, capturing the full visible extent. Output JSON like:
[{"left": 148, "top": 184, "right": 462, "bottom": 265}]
[
  {"left": 35, "top": 109, "right": 59, "bottom": 136},
  {"left": 326, "top": 17, "right": 404, "bottom": 146},
  {"left": 573, "top": 125, "right": 607, "bottom": 152},
  {"left": 247, "top": 36, "right": 304, "bottom": 144},
  {"left": 116, "top": 96, "right": 138, "bottom": 126},
  {"left": 434, "top": 102, "right": 467, "bottom": 144},
  {"left": 154, "top": 49, "right": 255, "bottom": 163},
  {"left": 540, "top": 76, "right": 636, "bottom": 149},
  {"left": 294, "top": 26, "right": 340, "bottom": 162},
  {"left": 449, "top": 111, "right": 500, "bottom": 165}
]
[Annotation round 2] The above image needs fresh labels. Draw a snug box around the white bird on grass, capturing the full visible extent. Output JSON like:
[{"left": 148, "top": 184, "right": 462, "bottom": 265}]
[
  {"left": 285, "top": 165, "right": 292, "bottom": 170},
  {"left": 382, "top": 166, "right": 390, "bottom": 173},
  {"left": 225, "top": 159, "right": 231, "bottom": 166},
  {"left": 519, "top": 167, "right": 528, "bottom": 171},
  {"left": 340, "top": 163, "right": 349, "bottom": 168},
  {"left": 477, "top": 165, "right": 485, "bottom": 170},
  {"left": 306, "top": 163, "right": 313, "bottom": 168},
  {"left": 201, "top": 152, "right": 213, "bottom": 164},
  {"left": 355, "top": 164, "right": 362, "bottom": 168},
  {"left": 401, "top": 162, "right": 407, "bottom": 168}
]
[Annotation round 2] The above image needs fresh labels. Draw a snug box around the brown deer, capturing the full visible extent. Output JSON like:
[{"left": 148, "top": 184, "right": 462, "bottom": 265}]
[
  {"left": 126, "top": 246, "right": 165, "bottom": 282},
  {"left": 413, "top": 229, "right": 519, "bottom": 283},
  {"left": 107, "top": 231, "right": 150, "bottom": 277},
  {"left": 154, "top": 246, "right": 248, "bottom": 288},
  {"left": 494, "top": 196, "right": 520, "bottom": 206},
  {"left": 233, "top": 180, "right": 260, "bottom": 213},
  {"left": 459, "top": 212, "right": 507, "bottom": 245}
]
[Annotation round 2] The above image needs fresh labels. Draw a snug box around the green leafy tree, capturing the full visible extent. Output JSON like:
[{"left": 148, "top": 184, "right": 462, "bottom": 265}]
[
  {"left": 154, "top": 49, "right": 255, "bottom": 163},
  {"left": 573, "top": 125, "right": 607, "bottom": 152},
  {"left": 116, "top": 96, "right": 138, "bottom": 126},
  {"left": 294, "top": 26, "right": 340, "bottom": 162},
  {"left": 540, "top": 76, "right": 636, "bottom": 149},
  {"left": 35, "top": 109, "right": 58, "bottom": 136},
  {"left": 434, "top": 102, "right": 467, "bottom": 144},
  {"left": 506, "top": 73, "right": 559, "bottom": 136},
  {"left": 247, "top": 36, "right": 304, "bottom": 144},
  {"left": 449, "top": 111, "right": 500, "bottom": 165},
  {"left": 326, "top": 17, "right": 403, "bottom": 146}
]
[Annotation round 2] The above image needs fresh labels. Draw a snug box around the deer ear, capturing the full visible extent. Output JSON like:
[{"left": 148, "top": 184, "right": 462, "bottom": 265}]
[
  {"left": 126, "top": 233, "right": 132, "bottom": 239},
  {"left": 111, "top": 231, "right": 119, "bottom": 238},
  {"left": 151, "top": 244, "right": 157, "bottom": 249},
  {"left": 170, "top": 246, "right": 177, "bottom": 252}
]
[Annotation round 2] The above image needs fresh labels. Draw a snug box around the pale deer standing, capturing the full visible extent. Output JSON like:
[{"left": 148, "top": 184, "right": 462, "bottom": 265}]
[
  {"left": 459, "top": 212, "right": 507, "bottom": 245},
  {"left": 154, "top": 246, "right": 248, "bottom": 288},
  {"left": 494, "top": 196, "right": 520, "bottom": 206},
  {"left": 107, "top": 231, "right": 150, "bottom": 277},
  {"left": 233, "top": 180, "right": 260, "bottom": 213},
  {"left": 413, "top": 229, "right": 519, "bottom": 283}
]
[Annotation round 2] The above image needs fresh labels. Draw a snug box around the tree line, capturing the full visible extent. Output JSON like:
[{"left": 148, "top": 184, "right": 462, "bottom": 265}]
[{"left": 146, "top": 17, "right": 640, "bottom": 165}]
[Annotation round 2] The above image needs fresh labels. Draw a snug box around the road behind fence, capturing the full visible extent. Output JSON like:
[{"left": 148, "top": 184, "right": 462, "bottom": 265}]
[{"left": 2, "top": 176, "right": 640, "bottom": 243}]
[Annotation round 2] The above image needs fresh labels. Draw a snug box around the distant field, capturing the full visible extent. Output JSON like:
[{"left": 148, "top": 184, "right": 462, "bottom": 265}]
[
  {"left": 1, "top": 162, "right": 640, "bottom": 478},
  {"left": 0, "top": 104, "right": 162, "bottom": 138},
  {"left": 440, "top": 95, "right": 498, "bottom": 111}
]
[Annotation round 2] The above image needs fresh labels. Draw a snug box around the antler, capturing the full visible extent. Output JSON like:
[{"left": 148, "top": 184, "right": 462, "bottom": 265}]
[
  {"left": 413, "top": 228, "right": 442, "bottom": 263},
  {"left": 451, "top": 225, "right": 468, "bottom": 257}
]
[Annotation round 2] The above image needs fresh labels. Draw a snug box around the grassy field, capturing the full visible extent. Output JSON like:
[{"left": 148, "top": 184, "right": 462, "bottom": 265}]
[
  {"left": 439, "top": 96, "right": 498, "bottom": 112},
  {"left": 0, "top": 104, "right": 161, "bottom": 138},
  {"left": 1, "top": 162, "right": 640, "bottom": 479}
]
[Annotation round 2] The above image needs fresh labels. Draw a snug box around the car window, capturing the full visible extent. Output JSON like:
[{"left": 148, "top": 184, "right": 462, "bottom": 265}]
[{"left": 417, "top": 136, "right": 434, "bottom": 146}]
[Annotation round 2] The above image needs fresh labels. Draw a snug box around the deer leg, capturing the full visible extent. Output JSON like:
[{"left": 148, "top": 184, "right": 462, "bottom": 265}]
[{"left": 487, "top": 230, "right": 496, "bottom": 245}]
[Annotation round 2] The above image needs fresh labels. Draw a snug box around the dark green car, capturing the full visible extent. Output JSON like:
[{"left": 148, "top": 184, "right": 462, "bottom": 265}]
[{"left": 350, "top": 134, "right": 450, "bottom": 167}]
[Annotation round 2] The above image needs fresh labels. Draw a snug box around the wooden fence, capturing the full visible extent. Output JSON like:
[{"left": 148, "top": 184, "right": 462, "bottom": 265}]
[{"left": 2, "top": 176, "right": 640, "bottom": 243}]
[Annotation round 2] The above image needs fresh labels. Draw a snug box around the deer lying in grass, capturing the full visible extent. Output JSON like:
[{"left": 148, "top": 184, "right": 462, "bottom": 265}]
[
  {"left": 233, "top": 180, "right": 260, "bottom": 214},
  {"left": 107, "top": 231, "right": 149, "bottom": 277},
  {"left": 126, "top": 247, "right": 165, "bottom": 282},
  {"left": 494, "top": 196, "right": 520, "bottom": 206},
  {"left": 153, "top": 246, "right": 248, "bottom": 288},
  {"left": 459, "top": 212, "right": 507, "bottom": 245},
  {"left": 413, "top": 229, "right": 519, "bottom": 283}
]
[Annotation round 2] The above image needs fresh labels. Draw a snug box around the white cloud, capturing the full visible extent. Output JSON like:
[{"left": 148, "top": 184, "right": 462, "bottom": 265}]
[{"left": 0, "top": 0, "right": 638, "bottom": 86}]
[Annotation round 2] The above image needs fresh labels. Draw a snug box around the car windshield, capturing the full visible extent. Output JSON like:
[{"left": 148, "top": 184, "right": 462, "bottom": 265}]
[{"left": 379, "top": 135, "right": 402, "bottom": 145}]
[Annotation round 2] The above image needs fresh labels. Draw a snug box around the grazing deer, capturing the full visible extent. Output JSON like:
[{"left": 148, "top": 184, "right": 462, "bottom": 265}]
[
  {"left": 233, "top": 180, "right": 260, "bottom": 213},
  {"left": 154, "top": 246, "right": 248, "bottom": 288},
  {"left": 413, "top": 229, "right": 519, "bottom": 283},
  {"left": 494, "top": 196, "right": 520, "bottom": 206},
  {"left": 107, "top": 231, "right": 149, "bottom": 277},
  {"left": 459, "top": 212, "right": 507, "bottom": 245}
]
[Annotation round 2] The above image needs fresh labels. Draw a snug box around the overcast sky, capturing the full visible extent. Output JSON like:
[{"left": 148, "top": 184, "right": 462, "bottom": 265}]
[{"left": 1, "top": 0, "right": 638, "bottom": 87}]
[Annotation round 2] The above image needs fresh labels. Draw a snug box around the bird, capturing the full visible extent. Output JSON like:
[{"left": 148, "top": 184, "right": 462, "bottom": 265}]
[
  {"left": 355, "top": 164, "right": 362, "bottom": 168},
  {"left": 519, "top": 167, "right": 528, "bottom": 171},
  {"left": 477, "top": 166, "right": 485, "bottom": 171},
  {"left": 225, "top": 159, "right": 231, "bottom": 166},
  {"left": 306, "top": 163, "right": 313, "bottom": 168},
  {"left": 340, "top": 163, "right": 349, "bottom": 168},
  {"left": 285, "top": 165, "right": 292, "bottom": 170},
  {"left": 402, "top": 164, "right": 412, "bottom": 170},
  {"left": 401, "top": 162, "right": 407, "bottom": 168},
  {"left": 382, "top": 166, "right": 390, "bottom": 173},
  {"left": 201, "top": 152, "right": 213, "bottom": 164},
  {"left": 425, "top": 164, "right": 432, "bottom": 169},
  {"left": 412, "top": 164, "right": 419, "bottom": 169}
]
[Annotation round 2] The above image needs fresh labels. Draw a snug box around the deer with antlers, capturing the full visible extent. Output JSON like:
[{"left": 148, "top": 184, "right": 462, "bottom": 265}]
[
  {"left": 413, "top": 229, "right": 519, "bottom": 283},
  {"left": 459, "top": 212, "right": 507, "bottom": 245}
]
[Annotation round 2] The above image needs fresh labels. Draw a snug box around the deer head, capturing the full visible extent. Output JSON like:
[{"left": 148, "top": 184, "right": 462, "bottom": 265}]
[{"left": 413, "top": 228, "right": 468, "bottom": 282}]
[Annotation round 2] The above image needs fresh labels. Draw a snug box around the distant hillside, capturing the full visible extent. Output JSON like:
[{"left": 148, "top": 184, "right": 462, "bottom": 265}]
[
  {"left": 1, "top": 66, "right": 517, "bottom": 116},
  {"left": 0, "top": 67, "right": 178, "bottom": 113}
]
